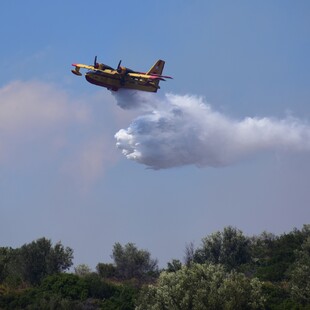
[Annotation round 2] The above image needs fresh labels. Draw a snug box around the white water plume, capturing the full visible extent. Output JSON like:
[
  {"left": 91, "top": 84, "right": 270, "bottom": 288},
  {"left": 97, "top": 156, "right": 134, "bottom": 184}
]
[{"left": 114, "top": 92, "right": 310, "bottom": 169}]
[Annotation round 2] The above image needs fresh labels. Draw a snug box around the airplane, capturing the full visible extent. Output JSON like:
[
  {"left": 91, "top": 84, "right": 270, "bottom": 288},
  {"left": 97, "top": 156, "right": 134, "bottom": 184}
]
[{"left": 71, "top": 57, "right": 172, "bottom": 93}]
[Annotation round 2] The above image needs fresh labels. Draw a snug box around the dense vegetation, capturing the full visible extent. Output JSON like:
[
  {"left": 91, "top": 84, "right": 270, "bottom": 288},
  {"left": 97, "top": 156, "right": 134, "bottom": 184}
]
[{"left": 1, "top": 225, "right": 309, "bottom": 309}]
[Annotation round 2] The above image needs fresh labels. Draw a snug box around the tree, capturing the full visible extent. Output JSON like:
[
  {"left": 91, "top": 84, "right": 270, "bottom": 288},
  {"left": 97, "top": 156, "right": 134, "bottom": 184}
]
[
  {"left": 39, "top": 273, "right": 89, "bottom": 300},
  {"left": 19, "top": 238, "right": 73, "bottom": 284},
  {"left": 136, "top": 263, "right": 265, "bottom": 310},
  {"left": 166, "top": 259, "right": 182, "bottom": 272},
  {"left": 96, "top": 263, "right": 117, "bottom": 279},
  {"left": 111, "top": 243, "right": 158, "bottom": 282},
  {"left": 0, "top": 247, "right": 25, "bottom": 287},
  {"left": 184, "top": 241, "right": 195, "bottom": 267},
  {"left": 289, "top": 236, "right": 310, "bottom": 305},
  {"left": 75, "top": 264, "right": 92, "bottom": 277},
  {"left": 46, "top": 241, "right": 74, "bottom": 274},
  {"left": 0, "top": 239, "right": 73, "bottom": 286},
  {"left": 219, "top": 271, "right": 265, "bottom": 309},
  {"left": 250, "top": 227, "right": 307, "bottom": 281},
  {"left": 194, "top": 226, "right": 251, "bottom": 270}
]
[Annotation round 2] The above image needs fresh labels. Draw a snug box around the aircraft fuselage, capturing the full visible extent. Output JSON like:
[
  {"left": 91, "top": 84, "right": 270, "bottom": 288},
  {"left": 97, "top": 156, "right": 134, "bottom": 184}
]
[{"left": 85, "top": 70, "right": 159, "bottom": 92}]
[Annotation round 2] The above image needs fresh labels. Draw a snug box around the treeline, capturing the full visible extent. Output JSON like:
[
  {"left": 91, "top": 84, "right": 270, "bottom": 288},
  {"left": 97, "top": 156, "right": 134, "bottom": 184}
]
[{"left": 0, "top": 225, "right": 310, "bottom": 309}]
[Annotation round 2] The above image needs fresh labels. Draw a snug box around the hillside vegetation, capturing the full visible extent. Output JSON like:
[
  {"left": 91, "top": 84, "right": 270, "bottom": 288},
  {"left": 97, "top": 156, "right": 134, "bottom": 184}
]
[{"left": 1, "top": 225, "right": 309, "bottom": 309}]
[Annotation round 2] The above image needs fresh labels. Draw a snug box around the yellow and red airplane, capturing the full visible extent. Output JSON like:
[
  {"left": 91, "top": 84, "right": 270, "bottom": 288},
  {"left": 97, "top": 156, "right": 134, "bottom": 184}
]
[{"left": 71, "top": 57, "right": 172, "bottom": 93}]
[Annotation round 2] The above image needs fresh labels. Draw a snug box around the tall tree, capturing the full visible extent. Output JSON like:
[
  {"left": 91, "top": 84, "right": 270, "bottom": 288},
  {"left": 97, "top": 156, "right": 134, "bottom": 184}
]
[
  {"left": 184, "top": 241, "right": 195, "bottom": 267},
  {"left": 0, "top": 247, "right": 21, "bottom": 285},
  {"left": 111, "top": 242, "right": 158, "bottom": 282},
  {"left": 166, "top": 259, "right": 182, "bottom": 273},
  {"left": 19, "top": 238, "right": 73, "bottom": 284},
  {"left": 194, "top": 226, "right": 251, "bottom": 270}
]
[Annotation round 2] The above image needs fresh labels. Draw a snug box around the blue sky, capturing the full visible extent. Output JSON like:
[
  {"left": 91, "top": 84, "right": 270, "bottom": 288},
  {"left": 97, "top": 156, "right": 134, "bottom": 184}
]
[{"left": 1, "top": 1, "right": 310, "bottom": 268}]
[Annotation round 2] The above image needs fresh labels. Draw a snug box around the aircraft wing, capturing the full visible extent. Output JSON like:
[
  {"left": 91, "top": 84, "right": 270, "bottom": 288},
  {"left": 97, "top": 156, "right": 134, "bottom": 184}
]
[
  {"left": 72, "top": 63, "right": 94, "bottom": 70},
  {"left": 71, "top": 63, "right": 95, "bottom": 76},
  {"left": 128, "top": 72, "right": 172, "bottom": 81}
]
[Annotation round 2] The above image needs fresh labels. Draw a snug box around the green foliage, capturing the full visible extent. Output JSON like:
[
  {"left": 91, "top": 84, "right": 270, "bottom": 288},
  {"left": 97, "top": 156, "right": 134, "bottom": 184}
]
[
  {"left": 220, "top": 272, "right": 265, "bottom": 309},
  {"left": 0, "top": 238, "right": 73, "bottom": 286},
  {"left": 96, "top": 263, "right": 117, "bottom": 279},
  {"left": 261, "top": 281, "right": 310, "bottom": 310},
  {"left": 83, "top": 273, "right": 118, "bottom": 299},
  {"left": 0, "top": 288, "right": 102, "bottom": 310},
  {"left": 194, "top": 226, "right": 251, "bottom": 270},
  {"left": 38, "top": 273, "right": 88, "bottom": 300},
  {"left": 111, "top": 242, "right": 159, "bottom": 282},
  {"left": 136, "top": 263, "right": 265, "bottom": 310},
  {"left": 38, "top": 272, "right": 121, "bottom": 301},
  {"left": 262, "top": 281, "right": 291, "bottom": 310},
  {"left": 101, "top": 285, "right": 137, "bottom": 310},
  {"left": 2, "top": 227, "right": 310, "bottom": 309},
  {"left": 251, "top": 226, "right": 309, "bottom": 282},
  {"left": 166, "top": 259, "right": 182, "bottom": 272},
  {"left": 289, "top": 236, "right": 310, "bottom": 305},
  {"left": 0, "top": 287, "right": 37, "bottom": 310},
  {"left": 184, "top": 241, "right": 195, "bottom": 266},
  {"left": 0, "top": 248, "right": 10, "bottom": 282},
  {"left": 0, "top": 247, "right": 23, "bottom": 287},
  {"left": 0, "top": 273, "right": 133, "bottom": 310},
  {"left": 74, "top": 264, "right": 92, "bottom": 277}
]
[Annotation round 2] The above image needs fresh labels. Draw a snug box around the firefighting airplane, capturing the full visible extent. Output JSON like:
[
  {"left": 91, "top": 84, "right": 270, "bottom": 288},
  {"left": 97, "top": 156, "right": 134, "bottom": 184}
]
[{"left": 71, "top": 57, "right": 172, "bottom": 93}]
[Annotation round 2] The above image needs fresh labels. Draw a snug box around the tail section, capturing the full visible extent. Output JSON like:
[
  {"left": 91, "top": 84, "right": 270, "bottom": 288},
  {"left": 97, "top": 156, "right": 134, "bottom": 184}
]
[{"left": 146, "top": 60, "right": 165, "bottom": 75}]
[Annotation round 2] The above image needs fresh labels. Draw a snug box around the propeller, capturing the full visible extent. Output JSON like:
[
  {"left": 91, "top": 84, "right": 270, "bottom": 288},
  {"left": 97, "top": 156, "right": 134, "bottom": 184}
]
[
  {"left": 116, "top": 60, "right": 122, "bottom": 72},
  {"left": 94, "top": 56, "right": 98, "bottom": 68}
]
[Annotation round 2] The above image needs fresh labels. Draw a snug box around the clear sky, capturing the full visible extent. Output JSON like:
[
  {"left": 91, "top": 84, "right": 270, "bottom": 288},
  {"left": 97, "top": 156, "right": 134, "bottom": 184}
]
[{"left": 1, "top": 1, "right": 310, "bottom": 268}]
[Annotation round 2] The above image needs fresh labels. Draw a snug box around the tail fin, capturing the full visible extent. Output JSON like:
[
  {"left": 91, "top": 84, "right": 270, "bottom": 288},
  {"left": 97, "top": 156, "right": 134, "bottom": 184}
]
[{"left": 146, "top": 60, "right": 165, "bottom": 75}]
